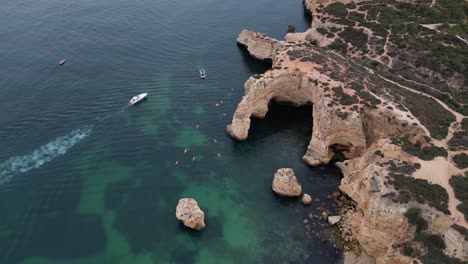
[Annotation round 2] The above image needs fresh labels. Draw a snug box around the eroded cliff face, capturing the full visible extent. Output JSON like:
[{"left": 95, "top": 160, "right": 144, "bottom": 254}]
[{"left": 227, "top": 1, "right": 468, "bottom": 262}]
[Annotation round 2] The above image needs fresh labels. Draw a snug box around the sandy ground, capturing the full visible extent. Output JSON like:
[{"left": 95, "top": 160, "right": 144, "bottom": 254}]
[
  {"left": 413, "top": 157, "right": 468, "bottom": 228},
  {"left": 344, "top": 251, "right": 376, "bottom": 264}
]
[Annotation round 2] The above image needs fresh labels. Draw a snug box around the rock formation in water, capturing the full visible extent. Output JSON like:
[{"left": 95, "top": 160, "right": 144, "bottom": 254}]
[
  {"left": 302, "top": 193, "right": 312, "bottom": 205},
  {"left": 228, "top": 0, "right": 468, "bottom": 263},
  {"left": 272, "top": 168, "right": 302, "bottom": 197},
  {"left": 176, "top": 198, "right": 206, "bottom": 231}
]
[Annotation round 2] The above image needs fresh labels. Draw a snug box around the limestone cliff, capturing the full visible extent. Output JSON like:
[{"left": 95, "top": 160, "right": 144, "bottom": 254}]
[{"left": 227, "top": 0, "right": 468, "bottom": 262}]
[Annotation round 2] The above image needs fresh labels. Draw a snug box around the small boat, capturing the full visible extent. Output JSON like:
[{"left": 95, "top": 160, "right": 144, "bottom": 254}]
[
  {"left": 59, "top": 59, "right": 66, "bottom": 65},
  {"left": 128, "top": 93, "right": 148, "bottom": 106},
  {"left": 200, "top": 70, "right": 206, "bottom": 79}
]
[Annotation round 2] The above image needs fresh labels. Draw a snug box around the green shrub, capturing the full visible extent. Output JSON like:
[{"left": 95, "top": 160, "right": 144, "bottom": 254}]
[
  {"left": 402, "top": 246, "right": 414, "bottom": 256},
  {"left": 404, "top": 208, "right": 428, "bottom": 232},
  {"left": 338, "top": 27, "right": 368, "bottom": 52},
  {"left": 374, "top": 150, "right": 384, "bottom": 158},
  {"left": 324, "top": 2, "right": 348, "bottom": 18},
  {"left": 448, "top": 119, "right": 468, "bottom": 151},
  {"left": 453, "top": 153, "right": 468, "bottom": 169},
  {"left": 391, "top": 174, "right": 449, "bottom": 213},
  {"left": 419, "top": 249, "right": 465, "bottom": 264},
  {"left": 317, "top": 27, "right": 328, "bottom": 35},
  {"left": 329, "top": 39, "right": 347, "bottom": 53},
  {"left": 458, "top": 203, "right": 468, "bottom": 222},
  {"left": 424, "top": 234, "right": 445, "bottom": 249},
  {"left": 393, "top": 137, "right": 448, "bottom": 161},
  {"left": 348, "top": 12, "right": 366, "bottom": 23},
  {"left": 451, "top": 224, "right": 468, "bottom": 241},
  {"left": 449, "top": 175, "right": 468, "bottom": 202},
  {"left": 449, "top": 175, "right": 468, "bottom": 221}
]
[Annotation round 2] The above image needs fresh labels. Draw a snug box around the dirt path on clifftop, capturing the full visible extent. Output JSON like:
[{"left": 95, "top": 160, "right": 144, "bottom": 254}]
[
  {"left": 376, "top": 74, "right": 464, "bottom": 144},
  {"left": 376, "top": 73, "right": 467, "bottom": 227}
]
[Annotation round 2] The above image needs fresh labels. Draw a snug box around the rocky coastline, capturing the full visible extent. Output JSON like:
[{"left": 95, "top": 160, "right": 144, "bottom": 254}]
[{"left": 227, "top": 0, "right": 468, "bottom": 263}]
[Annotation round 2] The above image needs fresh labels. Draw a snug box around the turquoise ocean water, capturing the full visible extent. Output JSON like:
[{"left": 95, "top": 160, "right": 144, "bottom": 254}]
[{"left": 0, "top": 0, "right": 342, "bottom": 262}]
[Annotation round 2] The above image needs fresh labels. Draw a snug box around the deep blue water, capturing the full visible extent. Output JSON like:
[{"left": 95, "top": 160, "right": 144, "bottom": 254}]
[{"left": 0, "top": 0, "right": 343, "bottom": 263}]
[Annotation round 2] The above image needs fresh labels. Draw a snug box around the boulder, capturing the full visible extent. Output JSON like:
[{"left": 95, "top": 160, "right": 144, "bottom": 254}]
[
  {"left": 176, "top": 198, "right": 205, "bottom": 231},
  {"left": 328, "top": 215, "right": 341, "bottom": 226},
  {"left": 272, "top": 168, "right": 302, "bottom": 197},
  {"left": 302, "top": 193, "right": 312, "bottom": 205}
]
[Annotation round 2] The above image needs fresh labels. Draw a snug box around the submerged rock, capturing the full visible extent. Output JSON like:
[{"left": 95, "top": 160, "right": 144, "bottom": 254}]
[
  {"left": 272, "top": 168, "right": 302, "bottom": 197},
  {"left": 176, "top": 198, "right": 205, "bottom": 231},
  {"left": 302, "top": 193, "right": 312, "bottom": 205},
  {"left": 322, "top": 211, "right": 329, "bottom": 221}
]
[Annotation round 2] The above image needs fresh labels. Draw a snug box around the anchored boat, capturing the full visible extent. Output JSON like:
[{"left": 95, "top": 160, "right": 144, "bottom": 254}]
[
  {"left": 128, "top": 93, "right": 148, "bottom": 106},
  {"left": 200, "top": 70, "right": 206, "bottom": 79}
]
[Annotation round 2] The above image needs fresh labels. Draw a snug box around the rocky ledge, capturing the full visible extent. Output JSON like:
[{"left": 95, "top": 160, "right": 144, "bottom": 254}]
[{"left": 227, "top": 0, "right": 468, "bottom": 263}]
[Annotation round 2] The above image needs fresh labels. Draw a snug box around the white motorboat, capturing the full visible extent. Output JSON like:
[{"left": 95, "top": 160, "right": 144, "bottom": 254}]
[
  {"left": 200, "top": 70, "right": 206, "bottom": 79},
  {"left": 128, "top": 93, "right": 148, "bottom": 106},
  {"left": 59, "top": 59, "right": 66, "bottom": 65}
]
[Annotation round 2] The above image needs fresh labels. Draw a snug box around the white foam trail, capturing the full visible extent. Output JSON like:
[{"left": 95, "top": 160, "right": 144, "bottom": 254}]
[{"left": 0, "top": 127, "right": 92, "bottom": 184}]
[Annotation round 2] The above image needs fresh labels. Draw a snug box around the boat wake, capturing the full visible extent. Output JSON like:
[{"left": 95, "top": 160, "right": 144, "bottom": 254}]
[{"left": 0, "top": 127, "right": 92, "bottom": 184}]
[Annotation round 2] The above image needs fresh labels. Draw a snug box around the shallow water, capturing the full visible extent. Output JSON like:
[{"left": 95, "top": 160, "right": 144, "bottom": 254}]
[{"left": 0, "top": 0, "right": 343, "bottom": 263}]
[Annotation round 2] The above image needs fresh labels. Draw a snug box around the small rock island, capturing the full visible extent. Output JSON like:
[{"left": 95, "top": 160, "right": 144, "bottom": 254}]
[{"left": 176, "top": 198, "right": 206, "bottom": 231}]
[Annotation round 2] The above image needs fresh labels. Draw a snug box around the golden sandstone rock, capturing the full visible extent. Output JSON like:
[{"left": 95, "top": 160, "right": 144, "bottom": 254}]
[
  {"left": 176, "top": 198, "right": 205, "bottom": 231},
  {"left": 272, "top": 168, "right": 302, "bottom": 197},
  {"left": 228, "top": 3, "right": 468, "bottom": 261}
]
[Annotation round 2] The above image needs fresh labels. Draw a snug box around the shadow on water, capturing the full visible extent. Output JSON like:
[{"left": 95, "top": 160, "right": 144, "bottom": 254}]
[
  {"left": 302, "top": 2, "right": 313, "bottom": 27},
  {"left": 247, "top": 101, "right": 312, "bottom": 143},
  {"left": 237, "top": 45, "right": 272, "bottom": 74}
]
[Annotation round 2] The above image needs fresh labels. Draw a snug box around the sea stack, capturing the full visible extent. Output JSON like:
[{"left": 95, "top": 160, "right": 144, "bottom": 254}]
[
  {"left": 176, "top": 198, "right": 206, "bottom": 231},
  {"left": 272, "top": 168, "right": 302, "bottom": 197}
]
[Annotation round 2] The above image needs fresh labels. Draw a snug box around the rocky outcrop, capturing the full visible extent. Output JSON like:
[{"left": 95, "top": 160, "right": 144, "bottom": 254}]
[
  {"left": 272, "top": 168, "right": 302, "bottom": 197},
  {"left": 337, "top": 139, "right": 468, "bottom": 262},
  {"left": 336, "top": 140, "right": 411, "bottom": 259},
  {"left": 328, "top": 215, "right": 341, "bottom": 226},
  {"left": 229, "top": 1, "right": 468, "bottom": 263},
  {"left": 237, "top": 30, "right": 278, "bottom": 61},
  {"left": 176, "top": 198, "right": 206, "bottom": 231},
  {"left": 228, "top": 30, "right": 367, "bottom": 161},
  {"left": 226, "top": 69, "right": 311, "bottom": 141}
]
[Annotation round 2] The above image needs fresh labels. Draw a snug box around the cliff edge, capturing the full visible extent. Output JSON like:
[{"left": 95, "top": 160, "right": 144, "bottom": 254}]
[{"left": 227, "top": 0, "right": 468, "bottom": 263}]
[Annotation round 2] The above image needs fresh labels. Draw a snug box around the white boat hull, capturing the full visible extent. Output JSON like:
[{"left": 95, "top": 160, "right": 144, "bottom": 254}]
[{"left": 128, "top": 93, "right": 148, "bottom": 106}]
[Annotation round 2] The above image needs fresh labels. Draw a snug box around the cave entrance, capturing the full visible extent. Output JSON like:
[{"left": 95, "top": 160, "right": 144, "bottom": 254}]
[
  {"left": 247, "top": 100, "right": 313, "bottom": 146},
  {"left": 329, "top": 143, "right": 352, "bottom": 163}
]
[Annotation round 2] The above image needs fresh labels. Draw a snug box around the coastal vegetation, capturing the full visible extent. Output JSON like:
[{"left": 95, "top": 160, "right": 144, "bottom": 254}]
[
  {"left": 404, "top": 208, "right": 428, "bottom": 233},
  {"left": 386, "top": 160, "right": 449, "bottom": 213},
  {"left": 448, "top": 119, "right": 468, "bottom": 151},
  {"left": 403, "top": 208, "right": 464, "bottom": 263},
  {"left": 319, "top": 0, "right": 468, "bottom": 117},
  {"left": 453, "top": 153, "right": 468, "bottom": 169},
  {"left": 391, "top": 137, "right": 448, "bottom": 161},
  {"left": 449, "top": 174, "right": 468, "bottom": 221},
  {"left": 451, "top": 224, "right": 468, "bottom": 241}
]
